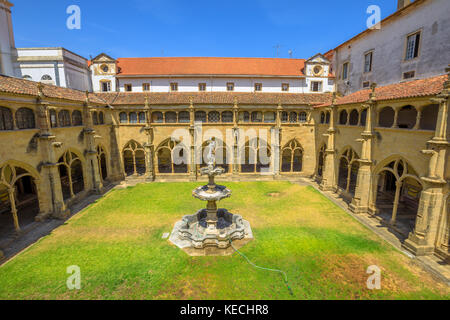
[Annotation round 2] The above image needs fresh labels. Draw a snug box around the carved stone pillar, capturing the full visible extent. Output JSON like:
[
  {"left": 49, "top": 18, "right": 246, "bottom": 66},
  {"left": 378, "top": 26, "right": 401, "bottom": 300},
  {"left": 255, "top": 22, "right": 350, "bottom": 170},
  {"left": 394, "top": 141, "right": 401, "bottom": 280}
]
[
  {"left": 320, "top": 102, "right": 337, "bottom": 191},
  {"left": 144, "top": 97, "right": 155, "bottom": 181}
]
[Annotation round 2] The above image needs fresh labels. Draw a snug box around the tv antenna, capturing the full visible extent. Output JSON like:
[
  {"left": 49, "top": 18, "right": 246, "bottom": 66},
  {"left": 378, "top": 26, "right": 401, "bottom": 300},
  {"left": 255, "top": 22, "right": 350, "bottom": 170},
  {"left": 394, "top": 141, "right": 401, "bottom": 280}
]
[
  {"left": 288, "top": 50, "right": 293, "bottom": 58},
  {"left": 273, "top": 44, "right": 283, "bottom": 57}
]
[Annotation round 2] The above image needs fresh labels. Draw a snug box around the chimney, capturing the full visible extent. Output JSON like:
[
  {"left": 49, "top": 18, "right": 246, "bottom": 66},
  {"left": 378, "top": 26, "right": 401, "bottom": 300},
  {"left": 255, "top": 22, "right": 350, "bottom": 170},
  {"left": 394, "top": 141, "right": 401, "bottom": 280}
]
[{"left": 397, "top": 0, "right": 412, "bottom": 10}]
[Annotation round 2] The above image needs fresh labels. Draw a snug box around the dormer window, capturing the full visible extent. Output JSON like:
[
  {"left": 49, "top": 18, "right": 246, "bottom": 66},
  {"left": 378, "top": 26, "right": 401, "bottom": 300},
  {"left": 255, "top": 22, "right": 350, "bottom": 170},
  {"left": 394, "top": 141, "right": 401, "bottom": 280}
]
[
  {"left": 101, "top": 81, "right": 111, "bottom": 92},
  {"left": 101, "top": 65, "right": 109, "bottom": 73},
  {"left": 313, "top": 65, "right": 323, "bottom": 76},
  {"left": 311, "top": 81, "right": 322, "bottom": 92}
]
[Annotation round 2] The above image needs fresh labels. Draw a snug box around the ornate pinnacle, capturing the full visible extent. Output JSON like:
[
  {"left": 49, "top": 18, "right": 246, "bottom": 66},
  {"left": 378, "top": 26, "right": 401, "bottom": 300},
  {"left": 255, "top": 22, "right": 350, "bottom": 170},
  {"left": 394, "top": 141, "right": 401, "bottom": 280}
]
[
  {"left": 331, "top": 92, "right": 337, "bottom": 105},
  {"left": 369, "top": 82, "right": 377, "bottom": 100},
  {"left": 144, "top": 95, "right": 149, "bottom": 109},
  {"left": 37, "top": 82, "right": 44, "bottom": 100},
  {"left": 85, "top": 90, "right": 90, "bottom": 105}
]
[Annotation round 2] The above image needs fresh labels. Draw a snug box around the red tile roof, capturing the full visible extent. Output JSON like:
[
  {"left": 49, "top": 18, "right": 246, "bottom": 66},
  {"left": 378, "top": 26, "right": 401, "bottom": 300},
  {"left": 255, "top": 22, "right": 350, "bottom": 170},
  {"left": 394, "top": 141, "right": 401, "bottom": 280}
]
[
  {"left": 0, "top": 75, "right": 103, "bottom": 104},
  {"left": 116, "top": 57, "right": 307, "bottom": 77},
  {"left": 93, "top": 91, "right": 332, "bottom": 106},
  {"left": 317, "top": 74, "right": 448, "bottom": 108}
]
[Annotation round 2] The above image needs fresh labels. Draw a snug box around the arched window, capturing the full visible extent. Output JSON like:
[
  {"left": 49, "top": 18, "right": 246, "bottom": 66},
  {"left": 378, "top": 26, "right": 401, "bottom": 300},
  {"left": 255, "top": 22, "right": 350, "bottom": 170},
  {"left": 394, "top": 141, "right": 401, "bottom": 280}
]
[
  {"left": 152, "top": 111, "right": 163, "bottom": 123},
  {"left": 317, "top": 144, "right": 326, "bottom": 178},
  {"left": 239, "top": 111, "right": 250, "bottom": 122},
  {"left": 337, "top": 148, "right": 359, "bottom": 196},
  {"left": 208, "top": 111, "right": 220, "bottom": 123},
  {"left": 281, "top": 139, "right": 303, "bottom": 172},
  {"left": 119, "top": 112, "right": 128, "bottom": 123},
  {"left": 165, "top": 111, "right": 177, "bottom": 123},
  {"left": 241, "top": 138, "right": 271, "bottom": 173},
  {"left": 397, "top": 105, "right": 417, "bottom": 129},
  {"left": 0, "top": 106, "right": 13, "bottom": 130},
  {"left": 58, "top": 151, "right": 84, "bottom": 200},
  {"left": 22, "top": 75, "right": 32, "bottom": 80},
  {"left": 221, "top": 111, "right": 233, "bottom": 123},
  {"left": 98, "top": 111, "right": 104, "bottom": 124},
  {"left": 298, "top": 112, "right": 307, "bottom": 123},
  {"left": 16, "top": 108, "right": 35, "bottom": 129},
  {"left": 360, "top": 109, "right": 367, "bottom": 126},
  {"left": 123, "top": 141, "right": 146, "bottom": 176},
  {"left": 320, "top": 112, "right": 325, "bottom": 124},
  {"left": 97, "top": 146, "right": 108, "bottom": 181},
  {"left": 138, "top": 112, "right": 146, "bottom": 124},
  {"left": 178, "top": 111, "right": 190, "bottom": 123},
  {"left": 339, "top": 110, "right": 348, "bottom": 125},
  {"left": 129, "top": 112, "right": 138, "bottom": 124},
  {"left": 281, "top": 111, "right": 289, "bottom": 123},
  {"left": 349, "top": 109, "right": 359, "bottom": 125},
  {"left": 194, "top": 111, "right": 206, "bottom": 123},
  {"left": 289, "top": 112, "right": 297, "bottom": 123},
  {"left": 419, "top": 104, "right": 439, "bottom": 130},
  {"left": 92, "top": 111, "right": 99, "bottom": 125},
  {"left": 0, "top": 163, "right": 40, "bottom": 231},
  {"left": 375, "top": 158, "right": 422, "bottom": 231},
  {"left": 72, "top": 110, "right": 83, "bottom": 126},
  {"left": 378, "top": 107, "right": 394, "bottom": 128},
  {"left": 41, "top": 75, "right": 52, "bottom": 81},
  {"left": 325, "top": 111, "right": 330, "bottom": 124},
  {"left": 157, "top": 139, "right": 188, "bottom": 174},
  {"left": 264, "top": 112, "right": 276, "bottom": 123},
  {"left": 251, "top": 111, "right": 262, "bottom": 122},
  {"left": 49, "top": 109, "right": 57, "bottom": 128}
]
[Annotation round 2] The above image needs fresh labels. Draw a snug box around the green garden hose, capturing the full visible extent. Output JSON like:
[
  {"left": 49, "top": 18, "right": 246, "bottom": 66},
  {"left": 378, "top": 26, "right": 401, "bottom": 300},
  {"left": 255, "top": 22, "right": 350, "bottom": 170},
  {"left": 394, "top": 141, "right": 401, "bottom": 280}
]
[{"left": 229, "top": 239, "right": 294, "bottom": 296}]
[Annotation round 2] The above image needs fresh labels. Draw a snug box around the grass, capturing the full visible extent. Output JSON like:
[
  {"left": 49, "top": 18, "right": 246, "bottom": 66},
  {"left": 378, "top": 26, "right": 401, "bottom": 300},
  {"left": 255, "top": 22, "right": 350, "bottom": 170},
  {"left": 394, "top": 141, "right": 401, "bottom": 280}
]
[{"left": 0, "top": 181, "right": 448, "bottom": 300}]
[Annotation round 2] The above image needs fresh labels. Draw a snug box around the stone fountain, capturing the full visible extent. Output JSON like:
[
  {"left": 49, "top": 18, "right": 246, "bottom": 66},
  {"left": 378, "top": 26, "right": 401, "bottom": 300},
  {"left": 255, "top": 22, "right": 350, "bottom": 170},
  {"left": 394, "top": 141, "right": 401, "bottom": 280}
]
[{"left": 169, "top": 140, "right": 253, "bottom": 256}]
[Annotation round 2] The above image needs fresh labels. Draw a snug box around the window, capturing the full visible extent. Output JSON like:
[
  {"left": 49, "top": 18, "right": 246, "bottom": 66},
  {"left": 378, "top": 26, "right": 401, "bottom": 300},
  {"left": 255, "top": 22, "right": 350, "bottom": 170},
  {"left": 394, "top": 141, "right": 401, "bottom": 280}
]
[
  {"left": 342, "top": 62, "right": 349, "bottom": 80},
  {"left": 138, "top": 112, "right": 146, "bottom": 123},
  {"left": 254, "top": 83, "right": 262, "bottom": 92},
  {"left": 281, "top": 111, "right": 289, "bottom": 123},
  {"left": 0, "top": 106, "right": 13, "bottom": 130},
  {"left": 41, "top": 75, "right": 52, "bottom": 81},
  {"left": 208, "top": 111, "right": 220, "bottom": 123},
  {"left": 239, "top": 111, "right": 250, "bottom": 122},
  {"left": 405, "top": 31, "right": 420, "bottom": 60},
  {"left": 403, "top": 71, "right": 415, "bottom": 79},
  {"left": 101, "top": 64, "right": 109, "bottom": 73},
  {"left": 194, "top": 111, "right": 206, "bottom": 122},
  {"left": 92, "top": 111, "right": 99, "bottom": 125},
  {"left": 152, "top": 112, "right": 163, "bottom": 123},
  {"left": 72, "top": 110, "right": 83, "bottom": 126},
  {"left": 310, "top": 81, "right": 322, "bottom": 92},
  {"left": 142, "top": 83, "right": 150, "bottom": 91},
  {"left": 119, "top": 112, "right": 128, "bottom": 123},
  {"left": 198, "top": 83, "right": 206, "bottom": 91},
  {"left": 364, "top": 52, "right": 373, "bottom": 73},
  {"left": 124, "top": 84, "right": 132, "bottom": 92},
  {"left": 129, "top": 112, "right": 138, "bottom": 123},
  {"left": 16, "top": 108, "right": 35, "bottom": 129},
  {"left": 289, "top": 112, "right": 297, "bottom": 123},
  {"left": 101, "top": 81, "right": 111, "bottom": 92},
  {"left": 227, "top": 82, "right": 234, "bottom": 91},
  {"left": 222, "top": 111, "right": 233, "bottom": 123},
  {"left": 170, "top": 83, "right": 178, "bottom": 91},
  {"left": 281, "top": 83, "right": 289, "bottom": 92},
  {"left": 178, "top": 111, "right": 190, "bottom": 123},
  {"left": 298, "top": 112, "right": 307, "bottom": 123},
  {"left": 362, "top": 81, "right": 370, "bottom": 88},
  {"left": 98, "top": 111, "right": 104, "bottom": 124},
  {"left": 49, "top": 109, "right": 57, "bottom": 128},
  {"left": 264, "top": 112, "right": 276, "bottom": 123},
  {"left": 165, "top": 112, "right": 177, "bottom": 123},
  {"left": 22, "top": 75, "right": 32, "bottom": 80},
  {"left": 251, "top": 111, "right": 262, "bottom": 122}
]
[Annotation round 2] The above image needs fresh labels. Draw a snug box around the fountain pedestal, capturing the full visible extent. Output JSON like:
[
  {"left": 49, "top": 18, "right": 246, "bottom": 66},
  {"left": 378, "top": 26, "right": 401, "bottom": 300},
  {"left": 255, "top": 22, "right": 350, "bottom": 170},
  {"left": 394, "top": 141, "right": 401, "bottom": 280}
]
[{"left": 168, "top": 140, "right": 253, "bottom": 256}]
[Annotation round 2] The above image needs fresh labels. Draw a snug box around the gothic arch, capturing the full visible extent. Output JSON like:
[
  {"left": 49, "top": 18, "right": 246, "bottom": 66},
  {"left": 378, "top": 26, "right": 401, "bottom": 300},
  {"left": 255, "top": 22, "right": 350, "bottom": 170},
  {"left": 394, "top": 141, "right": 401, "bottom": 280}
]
[
  {"left": 57, "top": 149, "right": 86, "bottom": 200},
  {"left": 0, "top": 160, "right": 42, "bottom": 232},
  {"left": 337, "top": 147, "right": 359, "bottom": 196},
  {"left": 156, "top": 139, "right": 188, "bottom": 174},
  {"left": 281, "top": 139, "right": 303, "bottom": 173},
  {"left": 240, "top": 138, "right": 271, "bottom": 173},
  {"left": 122, "top": 140, "right": 146, "bottom": 176}
]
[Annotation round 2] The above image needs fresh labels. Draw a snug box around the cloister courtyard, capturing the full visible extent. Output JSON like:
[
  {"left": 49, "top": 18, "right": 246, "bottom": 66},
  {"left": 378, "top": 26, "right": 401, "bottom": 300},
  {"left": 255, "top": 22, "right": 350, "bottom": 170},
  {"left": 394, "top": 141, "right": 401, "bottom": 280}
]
[{"left": 0, "top": 181, "right": 448, "bottom": 300}]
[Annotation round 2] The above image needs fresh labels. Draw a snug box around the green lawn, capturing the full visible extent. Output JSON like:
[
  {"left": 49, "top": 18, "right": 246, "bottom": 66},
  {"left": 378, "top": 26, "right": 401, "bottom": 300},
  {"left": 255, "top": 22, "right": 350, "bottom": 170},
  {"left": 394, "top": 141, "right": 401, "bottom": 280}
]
[{"left": 0, "top": 181, "right": 448, "bottom": 300}]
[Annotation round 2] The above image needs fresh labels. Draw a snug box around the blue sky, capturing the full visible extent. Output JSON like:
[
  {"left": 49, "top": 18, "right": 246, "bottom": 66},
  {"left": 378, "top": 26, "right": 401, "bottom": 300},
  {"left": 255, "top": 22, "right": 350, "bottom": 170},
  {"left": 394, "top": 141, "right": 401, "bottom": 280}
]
[{"left": 11, "top": 0, "right": 397, "bottom": 60}]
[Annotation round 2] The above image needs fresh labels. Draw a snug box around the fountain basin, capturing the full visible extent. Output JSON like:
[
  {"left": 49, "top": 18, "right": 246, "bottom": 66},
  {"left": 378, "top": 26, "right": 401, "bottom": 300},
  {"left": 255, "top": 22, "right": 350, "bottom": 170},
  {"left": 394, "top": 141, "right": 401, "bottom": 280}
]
[{"left": 192, "top": 184, "right": 231, "bottom": 201}]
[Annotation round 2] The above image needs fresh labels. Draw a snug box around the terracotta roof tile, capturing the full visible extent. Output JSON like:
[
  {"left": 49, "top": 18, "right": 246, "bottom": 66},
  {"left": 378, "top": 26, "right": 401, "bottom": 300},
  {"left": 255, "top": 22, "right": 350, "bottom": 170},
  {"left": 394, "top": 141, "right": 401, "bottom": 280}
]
[
  {"left": 116, "top": 57, "right": 307, "bottom": 77},
  {"left": 93, "top": 91, "right": 332, "bottom": 106},
  {"left": 0, "top": 75, "right": 104, "bottom": 104},
  {"left": 317, "top": 74, "right": 448, "bottom": 108}
]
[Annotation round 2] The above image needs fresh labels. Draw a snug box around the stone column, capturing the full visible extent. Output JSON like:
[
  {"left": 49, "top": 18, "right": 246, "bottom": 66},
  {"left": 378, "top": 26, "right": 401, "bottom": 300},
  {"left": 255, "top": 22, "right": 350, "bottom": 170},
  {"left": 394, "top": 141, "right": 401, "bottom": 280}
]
[
  {"left": 232, "top": 98, "right": 240, "bottom": 177},
  {"left": 144, "top": 97, "right": 155, "bottom": 181},
  {"left": 189, "top": 97, "right": 197, "bottom": 181},
  {"left": 403, "top": 74, "right": 449, "bottom": 256},
  {"left": 320, "top": 101, "right": 337, "bottom": 191},
  {"left": 350, "top": 84, "right": 377, "bottom": 214},
  {"left": 83, "top": 96, "right": 102, "bottom": 193}
]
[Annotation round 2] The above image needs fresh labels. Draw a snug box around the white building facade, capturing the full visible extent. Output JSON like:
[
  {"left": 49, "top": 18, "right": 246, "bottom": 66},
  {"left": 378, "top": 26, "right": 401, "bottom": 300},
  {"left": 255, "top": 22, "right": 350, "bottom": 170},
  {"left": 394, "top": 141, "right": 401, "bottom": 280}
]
[{"left": 333, "top": 0, "right": 450, "bottom": 95}]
